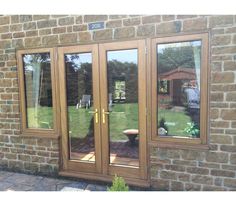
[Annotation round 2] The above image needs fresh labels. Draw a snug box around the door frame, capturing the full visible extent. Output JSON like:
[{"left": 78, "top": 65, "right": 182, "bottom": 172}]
[
  {"left": 99, "top": 40, "right": 148, "bottom": 180},
  {"left": 58, "top": 44, "right": 102, "bottom": 174},
  {"left": 57, "top": 40, "right": 149, "bottom": 186}
]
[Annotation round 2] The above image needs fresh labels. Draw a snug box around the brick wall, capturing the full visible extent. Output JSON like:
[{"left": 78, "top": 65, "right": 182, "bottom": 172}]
[{"left": 0, "top": 15, "right": 235, "bottom": 190}]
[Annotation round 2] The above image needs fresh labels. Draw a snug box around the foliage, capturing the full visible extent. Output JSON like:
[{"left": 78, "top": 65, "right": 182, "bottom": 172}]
[
  {"left": 184, "top": 122, "right": 200, "bottom": 137},
  {"left": 158, "top": 46, "right": 197, "bottom": 74},
  {"left": 107, "top": 175, "right": 129, "bottom": 191}
]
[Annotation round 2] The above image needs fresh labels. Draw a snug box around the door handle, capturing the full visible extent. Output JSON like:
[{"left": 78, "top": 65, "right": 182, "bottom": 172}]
[
  {"left": 102, "top": 109, "right": 110, "bottom": 123},
  {"left": 88, "top": 109, "right": 99, "bottom": 123}
]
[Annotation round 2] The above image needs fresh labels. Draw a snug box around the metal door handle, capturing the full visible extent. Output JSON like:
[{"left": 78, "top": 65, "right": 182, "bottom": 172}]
[
  {"left": 102, "top": 109, "right": 109, "bottom": 123},
  {"left": 88, "top": 109, "right": 98, "bottom": 123}
]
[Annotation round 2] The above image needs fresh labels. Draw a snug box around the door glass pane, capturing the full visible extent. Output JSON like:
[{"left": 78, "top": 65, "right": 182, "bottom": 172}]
[
  {"left": 23, "top": 53, "right": 53, "bottom": 129},
  {"left": 65, "top": 53, "right": 95, "bottom": 162},
  {"left": 107, "top": 49, "right": 139, "bottom": 167},
  {"left": 157, "top": 40, "right": 201, "bottom": 138}
]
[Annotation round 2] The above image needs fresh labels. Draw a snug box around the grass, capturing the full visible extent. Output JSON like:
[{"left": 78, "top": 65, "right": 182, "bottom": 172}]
[
  {"left": 27, "top": 103, "right": 192, "bottom": 139},
  {"left": 158, "top": 108, "right": 192, "bottom": 136},
  {"left": 27, "top": 106, "right": 53, "bottom": 128}
]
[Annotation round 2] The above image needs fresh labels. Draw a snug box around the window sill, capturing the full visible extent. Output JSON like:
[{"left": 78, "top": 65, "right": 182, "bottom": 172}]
[{"left": 149, "top": 141, "right": 209, "bottom": 151}]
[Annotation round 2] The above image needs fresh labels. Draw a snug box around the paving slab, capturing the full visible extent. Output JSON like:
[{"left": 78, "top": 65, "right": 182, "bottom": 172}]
[{"left": 0, "top": 170, "right": 109, "bottom": 191}]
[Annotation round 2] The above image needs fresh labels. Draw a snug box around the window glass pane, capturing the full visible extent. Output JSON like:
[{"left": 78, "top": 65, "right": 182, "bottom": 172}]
[
  {"left": 157, "top": 40, "right": 201, "bottom": 138},
  {"left": 65, "top": 53, "right": 95, "bottom": 162},
  {"left": 23, "top": 53, "right": 53, "bottom": 129},
  {"left": 107, "top": 49, "right": 139, "bottom": 167}
]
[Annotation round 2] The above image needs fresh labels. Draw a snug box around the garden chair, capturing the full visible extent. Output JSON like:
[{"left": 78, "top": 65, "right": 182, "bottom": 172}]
[{"left": 76, "top": 94, "right": 91, "bottom": 109}]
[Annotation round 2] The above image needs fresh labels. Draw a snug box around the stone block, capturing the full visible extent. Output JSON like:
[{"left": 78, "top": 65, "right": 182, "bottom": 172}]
[
  {"left": 26, "top": 30, "right": 38, "bottom": 37},
  {"left": 58, "top": 17, "right": 74, "bottom": 26},
  {"left": 84, "top": 15, "right": 107, "bottom": 23},
  {"left": 10, "top": 24, "right": 22, "bottom": 32},
  {"left": 210, "top": 92, "right": 224, "bottom": 101},
  {"left": 221, "top": 109, "right": 236, "bottom": 120},
  {"left": 42, "top": 35, "right": 58, "bottom": 46},
  {"left": 0, "top": 40, "right": 11, "bottom": 49},
  {"left": 23, "top": 22, "right": 36, "bottom": 30},
  {"left": 123, "top": 17, "right": 141, "bottom": 26},
  {"left": 73, "top": 24, "right": 87, "bottom": 32},
  {"left": 209, "top": 15, "right": 234, "bottom": 27},
  {"left": 230, "top": 154, "right": 236, "bottom": 164},
  {"left": 33, "top": 15, "right": 50, "bottom": 21},
  {"left": 212, "top": 72, "right": 235, "bottom": 84},
  {"left": 0, "top": 16, "right": 10, "bottom": 25},
  {"left": 53, "top": 27, "right": 66, "bottom": 34},
  {"left": 224, "top": 178, "right": 236, "bottom": 188},
  {"left": 0, "top": 25, "right": 9, "bottom": 33},
  {"left": 178, "top": 173, "right": 190, "bottom": 182},
  {"left": 142, "top": 15, "right": 161, "bottom": 24},
  {"left": 156, "top": 21, "right": 181, "bottom": 34},
  {"left": 59, "top": 33, "right": 77, "bottom": 44},
  {"left": 39, "top": 28, "right": 51, "bottom": 35},
  {"left": 224, "top": 61, "right": 236, "bottom": 71},
  {"left": 186, "top": 167, "right": 209, "bottom": 175},
  {"left": 106, "top": 20, "right": 122, "bottom": 28},
  {"left": 210, "top": 134, "right": 233, "bottom": 144},
  {"left": 212, "top": 35, "right": 231, "bottom": 46},
  {"left": 206, "top": 152, "right": 228, "bottom": 163},
  {"left": 211, "top": 169, "right": 235, "bottom": 177},
  {"left": 109, "top": 15, "right": 127, "bottom": 19},
  {"left": 114, "top": 27, "right": 135, "bottom": 39},
  {"left": 183, "top": 18, "right": 207, "bottom": 31},
  {"left": 191, "top": 175, "right": 213, "bottom": 185},
  {"left": 24, "top": 37, "right": 41, "bottom": 47},
  {"left": 160, "top": 170, "right": 177, "bottom": 180},
  {"left": 11, "top": 15, "right": 20, "bottom": 24},
  {"left": 37, "top": 20, "right": 57, "bottom": 29},
  {"left": 75, "top": 16, "right": 83, "bottom": 24},
  {"left": 212, "top": 46, "right": 236, "bottom": 55},
  {"left": 171, "top": 181, "right": 184, "bottom": 191},
  {"left": 137, "top": 24, "right": 155, "bottom": 37},
  {"left": 220, "top": 145, "right": 236, "bottom": 153},
  {"left": 162, "top": 15, "right": 175, "bottom": 21},
  {"left": 93, "top": 29, "right": 112, "bottom": 41},
  {"left": 19, "top": 15, "right": 32, "bottom": 23},
  {"left": 185, "top": 183, "right": 201, "bottom": 191},
  {"left": 151, "top": 179, "right": 169, "bottom": 191}
]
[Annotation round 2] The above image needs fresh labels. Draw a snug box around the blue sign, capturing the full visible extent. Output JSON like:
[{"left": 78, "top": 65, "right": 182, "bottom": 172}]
[{"left": 88, "top": 22, "right": 105, "bottom": 30}]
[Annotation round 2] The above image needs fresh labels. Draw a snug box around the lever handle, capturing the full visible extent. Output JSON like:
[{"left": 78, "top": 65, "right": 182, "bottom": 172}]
[
  {"left": 88, "top": 109, "right": 98, "bottom": 123},
  {"left": 102, "top": 109, "right": 109, "bottom": 123}
]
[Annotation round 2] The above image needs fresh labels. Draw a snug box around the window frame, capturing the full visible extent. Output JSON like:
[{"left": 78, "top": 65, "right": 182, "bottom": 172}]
[
  {"left": 150, "top": 33, "right": 209, "bottom": 147},
  {"left": 17, "top": 48, "right": 59, "bottom": 137}
]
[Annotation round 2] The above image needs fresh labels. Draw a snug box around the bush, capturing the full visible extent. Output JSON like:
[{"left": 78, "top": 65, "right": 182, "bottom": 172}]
[{"left": 107, "top": 175, "right": 129, "bottom": 191}]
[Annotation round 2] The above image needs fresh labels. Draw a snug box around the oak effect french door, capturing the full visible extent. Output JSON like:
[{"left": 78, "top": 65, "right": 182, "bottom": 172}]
[{"left": 58, "top": 40, "right": 148, "bottom": 185}]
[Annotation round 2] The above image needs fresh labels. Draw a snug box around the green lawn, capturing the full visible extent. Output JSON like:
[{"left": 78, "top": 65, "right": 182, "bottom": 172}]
[
  {"left": 27, "top": 103, "right": 192, "bottom": 139},
  {"left": 158, "top": 108, "right": 192, "bottom": 136},
  {"left": 27, "top": 106, "right": 53, "bottom": 129}
]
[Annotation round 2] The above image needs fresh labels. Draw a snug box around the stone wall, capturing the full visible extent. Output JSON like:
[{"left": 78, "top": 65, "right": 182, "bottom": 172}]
[{"left": 0, "top": 15, "right": 236, "bottom": 190}]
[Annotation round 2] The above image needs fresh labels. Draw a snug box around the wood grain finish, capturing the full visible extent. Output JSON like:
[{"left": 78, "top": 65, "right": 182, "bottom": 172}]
[
  {"left": 58, "top": 44, "right": 101, "bottom": 173},
  {"left": 17, "top": 48, "right": 59, "bottom": 137},
  {"left": 99, "top": 40, "right": 148, "bottom": 180},
  {"left": 150, "top": 33, "right": 209, "bottom": 146}
]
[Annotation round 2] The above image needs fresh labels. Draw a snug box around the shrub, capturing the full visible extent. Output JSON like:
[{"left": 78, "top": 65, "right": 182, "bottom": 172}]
[{"left": 107, "top": 175, "right": 129, "bottom": 191}]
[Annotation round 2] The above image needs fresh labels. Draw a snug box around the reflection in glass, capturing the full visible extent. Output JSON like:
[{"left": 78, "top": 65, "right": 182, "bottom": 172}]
[
  {"left": 65, "top": 53, "right": 95, "bottom": 161},
  {"left": 107, "top": 49, "right": 139, "bottom": 167},
  {"left": 23, "top": 53, "right": 53, "bottom": 129},
  {"left": 157, "top": 41, "right": 201, "bottom": 138}
]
